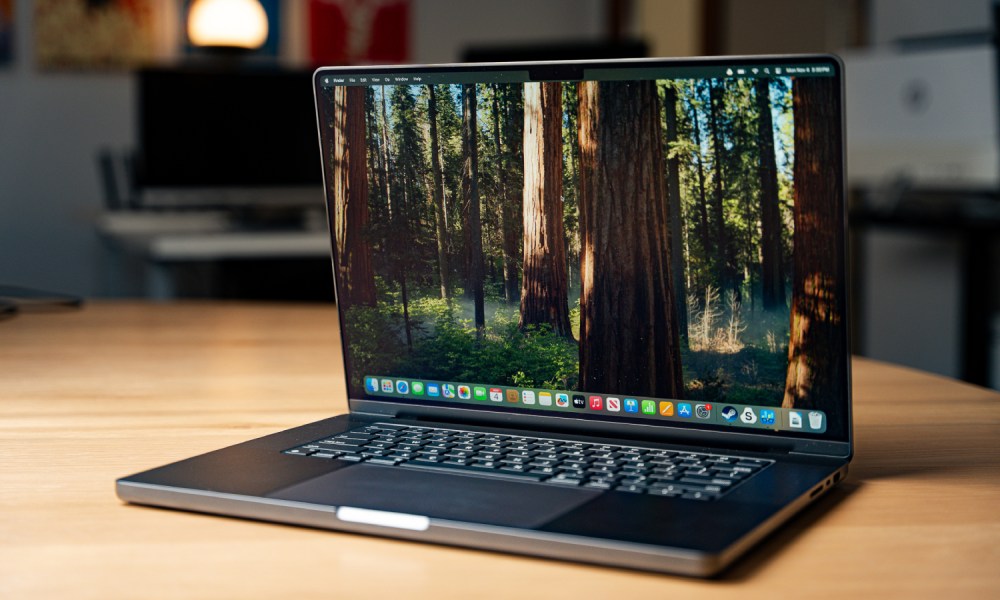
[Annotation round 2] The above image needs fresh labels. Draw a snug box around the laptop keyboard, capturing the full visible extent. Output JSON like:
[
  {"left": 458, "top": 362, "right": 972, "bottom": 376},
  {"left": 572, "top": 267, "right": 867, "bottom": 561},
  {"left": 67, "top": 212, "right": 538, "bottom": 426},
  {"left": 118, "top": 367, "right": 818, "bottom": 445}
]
[{"left": 284, "top": 423, "right": 771, "bottom": 501}]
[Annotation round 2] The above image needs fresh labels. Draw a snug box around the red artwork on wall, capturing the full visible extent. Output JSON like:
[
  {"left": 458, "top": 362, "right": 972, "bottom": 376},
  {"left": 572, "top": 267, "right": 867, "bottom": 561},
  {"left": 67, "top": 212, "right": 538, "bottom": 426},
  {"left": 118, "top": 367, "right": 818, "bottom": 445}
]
[{"left": 309, "top": 0, "right": 409, "bottom": 65}]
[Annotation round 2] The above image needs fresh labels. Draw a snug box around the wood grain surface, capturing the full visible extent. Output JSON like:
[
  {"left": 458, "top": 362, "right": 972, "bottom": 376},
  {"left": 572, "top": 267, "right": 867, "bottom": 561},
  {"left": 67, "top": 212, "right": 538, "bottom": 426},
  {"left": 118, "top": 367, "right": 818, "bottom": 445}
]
[{"left": 2, "top": 302, "right": 998, "bottom": 599}]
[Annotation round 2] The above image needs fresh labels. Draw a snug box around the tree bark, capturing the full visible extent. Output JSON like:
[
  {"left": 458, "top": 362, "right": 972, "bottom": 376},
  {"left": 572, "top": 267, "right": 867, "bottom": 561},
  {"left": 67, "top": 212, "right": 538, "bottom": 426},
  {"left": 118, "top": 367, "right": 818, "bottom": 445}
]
[
  {"left": 502, "top": 85, "right": 523, "bottom": 304},
  {"left": 379, "top": 86, "right": 393, "bottom": 221},
  {"left": 462, "top": 83, "right": 485, "bottom": 330},
  {"left": 708, "top": 79, "right": 731, "bottom": 292},
  {"left": 493, "top": 85, "right": 515, "bottom": 304},
  {"left": 328, "top": 86, "right": 376, "bottom": 309},
  {"left": 757, "top": 79, "right": 785, "bottom": 311},
  {"left": 690, "top": 90, "right": 712, "bottom": 275},
  {"left": 663, "top": 83, "right": 688, "bottom": 341},
  {"left": 577, "top": 80, "right": 684, "bottom": 398},
  {"left": 427, "top": 85, "right": 450, "bottom": 300},
  {"left": 783, "top": 76, "right": 845, "bottom": 425},
  {"left": 519, "top": 82, "right": 571, "bottom": 336}
]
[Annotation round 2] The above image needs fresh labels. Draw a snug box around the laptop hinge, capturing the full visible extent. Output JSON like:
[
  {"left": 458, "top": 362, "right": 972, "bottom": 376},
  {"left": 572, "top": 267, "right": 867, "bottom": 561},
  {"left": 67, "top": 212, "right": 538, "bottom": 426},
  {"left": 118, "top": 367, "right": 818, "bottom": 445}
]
[{"left": 352, "top": 404, "right": 798, "bottom": 457}]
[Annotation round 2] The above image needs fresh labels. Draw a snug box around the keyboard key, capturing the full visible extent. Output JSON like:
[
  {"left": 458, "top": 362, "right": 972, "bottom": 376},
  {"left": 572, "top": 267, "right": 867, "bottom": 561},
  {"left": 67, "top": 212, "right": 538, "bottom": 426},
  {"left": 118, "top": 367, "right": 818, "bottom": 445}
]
[
  {"left": 284, "top": 448, "right": 314, "bottom": 456},
  {"left": 615, "top": 484, "right": 646, "bottom": 493},
  {"left": 649, "top": 483, "right": 705, "bottom": 495},
  {"left": 530, "top": 466, "right": 558, "bottom": 476},
  {"left": 498, "top": 464, "right": 531, "bottom": 473},
  {"left": 319, "top": 442, "right": 366, "bottom": 453},
  {"left": 648, "top": 487, "right": 683, "bottom": 497},
  {"left": 548, "top": 476, "right": 583, "bottom": 486},
  {"left": 680, "top": 475, "right": 734, "bottom": 487},
  {"left": 681, "top": 491, "right": 717, "bottom": 500},
  {"left": 336, "top": 454, "right": 366, "bottom": 462}
]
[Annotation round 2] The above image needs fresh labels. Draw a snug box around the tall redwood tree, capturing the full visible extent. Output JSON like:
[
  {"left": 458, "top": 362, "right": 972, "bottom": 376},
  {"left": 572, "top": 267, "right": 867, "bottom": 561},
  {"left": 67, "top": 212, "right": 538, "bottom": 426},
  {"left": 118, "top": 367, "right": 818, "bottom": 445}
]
[
  {"left": 577, "top": 81, "right": 684, "bottom": 398},
  {"left": 462, "top": 83, "right": 485, "bottom": 330},
  {"left": 519, "top": 82, "right": 571, "bottom": 336},
  {"left": 328, "top": 86, "right": 376, "bottom": 309},
  {"left": 783, "top": 76, "right": 845, "bottom": 423},
  {"left": 427, "top": 85, "right": 450, "bottom": 300},
  {"left": 663, "top": 82, "right": 688, "bottom": 341},
  {"left": 756, "top": 79, "right": 785, "bottom": 311}
]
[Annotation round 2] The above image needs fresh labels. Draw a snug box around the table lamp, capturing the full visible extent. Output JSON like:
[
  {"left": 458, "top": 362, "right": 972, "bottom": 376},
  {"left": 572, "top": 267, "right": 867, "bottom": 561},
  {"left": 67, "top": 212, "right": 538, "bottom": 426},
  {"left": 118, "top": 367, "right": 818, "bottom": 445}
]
[{"left": 187, "top": 0, "right": 269, "bottom": 50}]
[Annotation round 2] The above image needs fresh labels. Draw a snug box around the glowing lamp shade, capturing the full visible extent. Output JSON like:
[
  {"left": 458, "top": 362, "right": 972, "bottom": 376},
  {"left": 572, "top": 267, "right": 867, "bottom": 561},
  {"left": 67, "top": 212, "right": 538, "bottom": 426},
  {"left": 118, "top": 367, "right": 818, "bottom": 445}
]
[{"left": 188, "top": 0, "right": 269, "bottom": 50}]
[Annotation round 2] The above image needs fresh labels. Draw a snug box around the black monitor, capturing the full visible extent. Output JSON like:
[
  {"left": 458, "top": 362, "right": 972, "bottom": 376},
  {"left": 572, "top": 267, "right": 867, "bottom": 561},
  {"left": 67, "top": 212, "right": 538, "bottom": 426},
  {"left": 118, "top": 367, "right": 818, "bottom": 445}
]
[{"left": 134, "top": 67, "right": 324, "bottom": 210}]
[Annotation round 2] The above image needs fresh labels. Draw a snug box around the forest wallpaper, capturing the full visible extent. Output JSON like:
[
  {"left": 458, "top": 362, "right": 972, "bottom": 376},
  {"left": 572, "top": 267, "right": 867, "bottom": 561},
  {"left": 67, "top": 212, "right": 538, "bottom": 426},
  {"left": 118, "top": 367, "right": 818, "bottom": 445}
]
[{"left": 317, "top": 74, "right": 846, "bottom": 432}]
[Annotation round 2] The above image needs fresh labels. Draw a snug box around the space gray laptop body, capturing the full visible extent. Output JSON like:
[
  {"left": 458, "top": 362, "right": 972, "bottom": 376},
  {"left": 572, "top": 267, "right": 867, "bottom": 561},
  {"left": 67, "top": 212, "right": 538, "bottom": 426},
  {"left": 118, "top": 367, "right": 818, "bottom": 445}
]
[{"left": 117, "top": 55, "right": 851, "bottom": 577}]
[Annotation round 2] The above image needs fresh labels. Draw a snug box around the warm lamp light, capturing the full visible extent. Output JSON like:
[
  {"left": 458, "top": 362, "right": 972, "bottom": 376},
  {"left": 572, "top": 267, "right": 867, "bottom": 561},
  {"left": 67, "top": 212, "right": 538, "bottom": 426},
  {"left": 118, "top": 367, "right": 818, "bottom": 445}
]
[{"left": 188, "top": 0, "right": 269, "bottom": 50}]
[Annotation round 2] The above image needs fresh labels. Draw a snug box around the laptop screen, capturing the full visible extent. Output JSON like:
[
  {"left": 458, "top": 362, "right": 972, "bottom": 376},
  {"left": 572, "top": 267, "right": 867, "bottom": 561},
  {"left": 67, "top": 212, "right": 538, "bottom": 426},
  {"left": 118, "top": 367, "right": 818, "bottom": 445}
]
[{"left": 315, "top": 57, "right": 848, "bottom": 443}]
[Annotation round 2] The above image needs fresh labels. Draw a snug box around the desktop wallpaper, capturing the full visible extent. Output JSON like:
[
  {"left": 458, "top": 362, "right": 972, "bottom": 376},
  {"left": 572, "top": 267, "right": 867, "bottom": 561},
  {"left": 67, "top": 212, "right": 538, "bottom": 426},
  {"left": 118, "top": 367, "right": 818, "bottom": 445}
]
[{"left": 317, "top": 73, "right": 846, "bottom": 433}]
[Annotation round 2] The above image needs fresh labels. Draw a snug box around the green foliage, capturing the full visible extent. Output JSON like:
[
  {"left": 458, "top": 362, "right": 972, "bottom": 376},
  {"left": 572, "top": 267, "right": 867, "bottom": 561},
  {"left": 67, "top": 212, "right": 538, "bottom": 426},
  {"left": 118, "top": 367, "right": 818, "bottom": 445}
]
[{"left": 345, "top": 295, "right": 578, "bottom": 391}]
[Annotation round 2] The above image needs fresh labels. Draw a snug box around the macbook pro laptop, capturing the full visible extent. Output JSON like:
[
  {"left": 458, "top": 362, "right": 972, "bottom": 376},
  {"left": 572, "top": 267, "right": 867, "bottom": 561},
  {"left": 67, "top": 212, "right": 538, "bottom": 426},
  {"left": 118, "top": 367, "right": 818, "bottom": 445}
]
[{"left": 117, "top": 55, "right": 851, "bottom": 577}]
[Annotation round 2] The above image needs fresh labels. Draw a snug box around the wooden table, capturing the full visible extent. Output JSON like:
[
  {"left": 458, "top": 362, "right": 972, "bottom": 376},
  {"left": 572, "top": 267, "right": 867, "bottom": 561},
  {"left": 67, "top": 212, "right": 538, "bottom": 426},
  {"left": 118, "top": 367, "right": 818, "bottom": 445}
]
[{"left": 2, "top": 302, "right": 998, "bottom": 598}]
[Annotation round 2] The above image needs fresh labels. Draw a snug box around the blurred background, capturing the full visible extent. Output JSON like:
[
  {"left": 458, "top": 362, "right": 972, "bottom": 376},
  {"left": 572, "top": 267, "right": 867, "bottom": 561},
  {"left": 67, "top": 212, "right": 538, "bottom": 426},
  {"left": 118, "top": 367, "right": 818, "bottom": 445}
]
[{"left": 0, "top": 0, "right": 998, "bottom": 390}]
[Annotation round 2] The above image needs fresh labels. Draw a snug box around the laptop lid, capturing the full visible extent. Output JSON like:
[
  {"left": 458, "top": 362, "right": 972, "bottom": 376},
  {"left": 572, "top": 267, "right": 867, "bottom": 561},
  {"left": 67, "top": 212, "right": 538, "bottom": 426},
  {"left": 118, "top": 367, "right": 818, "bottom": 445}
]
[{"left": 314, "top": 56, "right": 850, "bottom": 459}]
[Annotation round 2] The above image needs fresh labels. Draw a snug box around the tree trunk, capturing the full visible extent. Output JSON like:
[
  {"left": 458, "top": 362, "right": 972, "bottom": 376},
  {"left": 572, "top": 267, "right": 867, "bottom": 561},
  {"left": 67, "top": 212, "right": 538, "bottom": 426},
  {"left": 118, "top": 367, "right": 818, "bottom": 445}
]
[
  {"left": 663, "top": 83, "right": 688, "bottom": 341},
  {"left": 493, "top": 85, "right": 515, "bottom": 304},
  {"left": 708, "top": 79, "right": 730, "bottom": 292},
  {"left": 577, "top": 80, "right": 684, "bottom": 398},
  {"left": 364, "top": 88, "right": 381, "bottom": 224},
  {"left": 462, "top": 83, "right": 485, "bottom": 330},
  {"left": 783, "top": 76, "right": 845, "bottom": 426},
  {"left": 379, "top": 86, "right": 392, "bottom": 221},
  {"left": 329, "top": 86, "right": 376, "bottom": 309},
  {"left": 690, "top": 92, "right": 712, "bottom": 275},
  {"left": 427, "top": 85, "right": 450, "bottom": 300},
  {"left": 502, "top": 85, "right": 523, "bottom": 304},
  {"left": 519, "top": 82, "right": 571, "bottom": 336},
  {"left": 757, "top": 79, "right": 785, "bottom": 311}
]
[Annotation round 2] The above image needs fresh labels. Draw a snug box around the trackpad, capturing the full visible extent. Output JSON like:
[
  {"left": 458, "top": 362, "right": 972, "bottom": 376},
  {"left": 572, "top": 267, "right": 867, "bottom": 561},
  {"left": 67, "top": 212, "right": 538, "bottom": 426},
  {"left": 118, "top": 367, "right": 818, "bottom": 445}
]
[{"left": 269, "top": 464, "right": 601, "bottom": 529}]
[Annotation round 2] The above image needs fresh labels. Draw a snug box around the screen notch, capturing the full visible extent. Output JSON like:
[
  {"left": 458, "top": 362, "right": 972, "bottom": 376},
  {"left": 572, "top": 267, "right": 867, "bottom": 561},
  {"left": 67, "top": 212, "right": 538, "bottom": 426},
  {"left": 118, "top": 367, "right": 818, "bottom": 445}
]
[{"left": 528, "top": 64, "right": 583, "bottom": 81}]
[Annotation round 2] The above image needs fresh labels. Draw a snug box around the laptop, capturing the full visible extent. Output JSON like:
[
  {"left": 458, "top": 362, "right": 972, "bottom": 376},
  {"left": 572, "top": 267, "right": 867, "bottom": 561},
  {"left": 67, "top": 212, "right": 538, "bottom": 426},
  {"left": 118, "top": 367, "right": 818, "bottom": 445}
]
[{"left": 117, "top": 55, "right": 851, "bottom": 577}]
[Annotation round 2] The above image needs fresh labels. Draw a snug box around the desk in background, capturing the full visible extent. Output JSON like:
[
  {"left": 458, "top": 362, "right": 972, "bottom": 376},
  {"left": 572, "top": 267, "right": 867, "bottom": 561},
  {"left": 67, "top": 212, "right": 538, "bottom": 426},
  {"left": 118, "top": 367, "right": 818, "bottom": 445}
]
[
  {"left": 850, "top": 187, "right": 1000, "bottom": 388},
  {"left": 97, "top": 212, "right": 332, "bottom": 300},
  {"left": 2, "top": 302, "right": 998, "bottom": 598}
]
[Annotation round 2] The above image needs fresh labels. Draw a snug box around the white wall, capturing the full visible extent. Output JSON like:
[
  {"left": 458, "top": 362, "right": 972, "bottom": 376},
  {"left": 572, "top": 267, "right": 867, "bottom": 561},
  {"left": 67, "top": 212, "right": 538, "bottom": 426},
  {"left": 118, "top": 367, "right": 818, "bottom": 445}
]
[
  {"left": 413, "top": 0, "right": 604, "bottom": 63},
  {"left": 0, "top": 1, "right": 134, "bottom": 297},
  {"left": 0, "top": 0, "right": 605, "bottom": 298},
  {"left": 871, "top": 0, "right": 992, "bottom": 44}
]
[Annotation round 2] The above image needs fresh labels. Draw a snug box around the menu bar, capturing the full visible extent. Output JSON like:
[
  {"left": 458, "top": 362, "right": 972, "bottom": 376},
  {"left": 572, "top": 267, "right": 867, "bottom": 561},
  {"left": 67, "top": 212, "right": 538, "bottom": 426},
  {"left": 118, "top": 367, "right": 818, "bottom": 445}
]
[
  {"left": 319, "top": 62, "right": 836, "bottom": 87},
  {"left": 319, "top": 71, "right": 530, "bottom": 87}
]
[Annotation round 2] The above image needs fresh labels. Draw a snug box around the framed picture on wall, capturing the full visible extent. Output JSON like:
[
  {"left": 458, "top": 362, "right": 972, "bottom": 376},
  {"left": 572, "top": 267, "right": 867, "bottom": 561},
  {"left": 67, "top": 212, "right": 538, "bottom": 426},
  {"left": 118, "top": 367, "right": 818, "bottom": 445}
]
[
  {"left": 309, "top": 0, "right": 409, "bottom": 65},
  {"left": 34, "top": 0, "right": 156, "bottom": 70}
]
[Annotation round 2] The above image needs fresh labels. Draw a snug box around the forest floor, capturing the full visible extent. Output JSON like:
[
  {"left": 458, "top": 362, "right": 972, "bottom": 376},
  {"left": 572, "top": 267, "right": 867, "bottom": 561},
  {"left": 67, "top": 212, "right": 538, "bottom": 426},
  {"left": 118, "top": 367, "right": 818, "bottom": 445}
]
[{"left": 683, "top": 345, "right": 787, "bottom": 406}]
